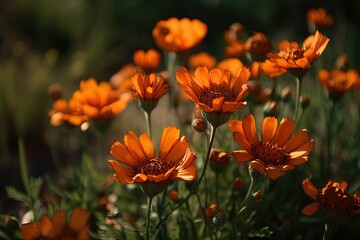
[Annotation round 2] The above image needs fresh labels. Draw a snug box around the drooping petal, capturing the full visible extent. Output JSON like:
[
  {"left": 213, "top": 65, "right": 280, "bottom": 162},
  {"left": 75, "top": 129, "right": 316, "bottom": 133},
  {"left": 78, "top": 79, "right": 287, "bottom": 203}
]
[
  {"left": 249, "top": 159, "right": 265, "bottom": 174},
  {"left": 301, "top": 202, "right": 321, "bottom": 216}
]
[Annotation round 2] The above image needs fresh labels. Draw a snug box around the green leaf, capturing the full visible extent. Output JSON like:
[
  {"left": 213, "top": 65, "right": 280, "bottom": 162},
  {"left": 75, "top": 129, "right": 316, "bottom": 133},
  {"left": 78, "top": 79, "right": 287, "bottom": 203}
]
[
  {"left": 6, "top": 186, "right": 29, "bottom": 204},
  {"left": 248, "top": 226, "right": 273, "bottom": 238}
]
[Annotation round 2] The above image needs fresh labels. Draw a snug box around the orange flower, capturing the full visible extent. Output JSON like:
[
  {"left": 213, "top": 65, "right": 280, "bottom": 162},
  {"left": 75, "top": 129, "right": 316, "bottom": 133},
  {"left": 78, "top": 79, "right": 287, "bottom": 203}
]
[
  {"left": 302, "top": 178, "right": 360, "bottom": 217},
  {"left": 307, "top": 8, "right": 334, "bottom": 30},
  {"left": 244, "top": 32, "right": 273, "bottom": 59},
  {"left": 249, "top": 61, "right": 263, "bottom": 79},
  {"left": 49, "top": 78, "right": 131, "bottom": 127},
  {"left": 152, "top": 17, "right": 207, "bottom": 52},
  {"left": 132, "top": 72, "right": 170, "bottom": 112},
  {"left": 262, "top": 31, "right": 330, "bottom": 79},
  {"left": 224, "top": 22, "right": 245, "bottom": 43},
  {"left": 217, "top": 58, "right": 244, "bottom": 77},
  {"left": 228, "top": 115, "right": 314, "bottom": 180},
  {"left": 176, "top": 66, "right": 249, "bottom": 127},
  {"left": 188, "top": 52, "right": 217, "bottom": 70},
  {"left": 110, "top": 64, "right": 140, "bottom": 90},
  {"left": 21, "top": 208, "right": 90, "bottom": 240},
  {"left": 318, "top": 68, "right": 360, "bottom": 101},
  {"left": 133, "top": 49, "right": 161, "bottom": 72},
  {"left": 108, "top": 127, "right": 196, "bottom": 197},
  {"left": 225, "top": 41, "right": 246, "bottom": 58}
]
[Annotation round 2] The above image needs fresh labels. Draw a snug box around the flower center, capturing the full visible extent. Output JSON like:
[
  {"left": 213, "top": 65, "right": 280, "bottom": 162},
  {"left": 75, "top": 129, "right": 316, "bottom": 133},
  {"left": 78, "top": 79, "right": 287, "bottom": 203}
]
[
  {"left": 318, "top": 185, "right": 355, "bottom": 215},
  {"left": 278, "top": 48, "right": 305, "bottom": 60},
  {"left": 159, "top": 27, "right": 170, "bottom": 37},
  {"left": 252, "top": 142, "right": 289, "bottom": 165},
  {"left": 139, "top": 158, "right": 170, "bottom": 175},
  {"left": 199, "top": 87, "right": 236, "bottom": 107}
]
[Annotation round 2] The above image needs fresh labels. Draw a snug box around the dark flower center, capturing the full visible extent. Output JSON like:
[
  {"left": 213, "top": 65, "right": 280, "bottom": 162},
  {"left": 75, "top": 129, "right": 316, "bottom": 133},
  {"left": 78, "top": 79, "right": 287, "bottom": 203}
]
[
  {"left": 252, "top": 142, "right": 289, "bottom": 165},
  {"left": 199, "top": 87, "right": 236, "bottom": 107},
  {"left": 139, "top": 158, "right": 170, "bottom": 175},
  {"left": 159, "top": 27, "right": 170, "bottom": 37},
  {"left": 318, "top": 185, "right": 356, "bottom": 215}
]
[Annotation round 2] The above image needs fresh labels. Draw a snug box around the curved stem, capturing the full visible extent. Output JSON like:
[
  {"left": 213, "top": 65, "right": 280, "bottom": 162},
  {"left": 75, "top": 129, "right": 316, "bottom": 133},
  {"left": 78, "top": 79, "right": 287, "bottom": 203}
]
[
  {"left": 146, "top": 196, "right": 153, "bottom": 240},
  {"left": 294, "top": 77, "right": 302, "bottom": 127}
]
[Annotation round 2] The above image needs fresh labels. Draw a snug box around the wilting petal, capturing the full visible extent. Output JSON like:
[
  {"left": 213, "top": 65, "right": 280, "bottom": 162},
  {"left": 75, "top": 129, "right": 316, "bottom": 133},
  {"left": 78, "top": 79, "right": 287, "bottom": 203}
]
[{"left": 301, "top": 202, "right": 321, "bottom": 216}]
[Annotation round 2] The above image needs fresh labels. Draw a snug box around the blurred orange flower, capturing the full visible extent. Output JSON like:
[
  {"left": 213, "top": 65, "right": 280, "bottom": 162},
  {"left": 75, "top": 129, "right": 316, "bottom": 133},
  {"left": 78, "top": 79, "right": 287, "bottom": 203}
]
[
  {"left": 133, "top": 49, "right": 161, "bottom": 72},
  {"left": 108, "top": 127, "right": 196, "bottom": 196},
  {"left": 302, "top": 178, "right": 360, "bottom": 216},
  {"left": 244, "top": 32, "right": 273, "bottom": 59},
  {"left": 152, "top": 17, "right": 207, "bottom": 52},
  {"left": 217, "top": 58, "right": 244, "bottom": 77},
  {"left": 132, "top": 72, "right": 170, "bottom": 112},
  {"left": 228, "top": 115, "right": 314, "bottom": 180},
  {"left": 110, "top": 64, "right": 140, "bottom": 90},
  {"left": 188, "top": 52, "right": 217, "bottom": 70},
  {"left": 224, "top": 22, "right": 245, "bottom": 43},
  {"left": 307, "top": 8, "right": 334, "bottom": 30},
  {"left": 225, "top": 41, "right": 246, "bottom": 58},
  {"left": 318, "top": 68, "right": 360, "bottom": 100},
  {"left": 49, "top": 78, "right": 131, "bottom": 126},
  {"left": 262, "top": 31, "right": 330, "bottom": 79},
  {"left": 176, "top": 66, "right": 249, "bottom": 127},
  {"left": 21, "top": 208, "right": 90, "bottom": 240}
]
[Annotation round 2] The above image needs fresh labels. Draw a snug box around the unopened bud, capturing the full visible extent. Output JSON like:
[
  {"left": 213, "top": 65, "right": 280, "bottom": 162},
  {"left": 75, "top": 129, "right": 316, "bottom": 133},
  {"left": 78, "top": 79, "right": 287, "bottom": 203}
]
[
  {"left": 335, "top": 53, "right": 348, "bottom": 71},
  {"left": 209, "top": 148, "right": 231, "bottom": 173},
  {"left": 300, "top": 96, "right": 311, "bottom": 109},
  {"left": 212, "top": 208, "right": 226, "bottom": 227},
  {"left": 280, "top": 86, "right": 292, "bottom": 102},
  {"left": 263, "top": 100, "right": 278, "bottom": 117},
  {"left": 205, "top": 203, "right": 219, "bottom": 223},
  {"left": 192, "top": 117, "right": 208, "bottom": 132},
  {"left": 167, "top": 190, "right": 178, "bottom": 202},
  {"left": 232, "top": 177, "right": 245, "bottom": 191},
  {"left": 247, "top": 190, "right": 263, "bottom": 208},
  {"left": 47, "top": 83, "right": 64, "bottom": 101}
]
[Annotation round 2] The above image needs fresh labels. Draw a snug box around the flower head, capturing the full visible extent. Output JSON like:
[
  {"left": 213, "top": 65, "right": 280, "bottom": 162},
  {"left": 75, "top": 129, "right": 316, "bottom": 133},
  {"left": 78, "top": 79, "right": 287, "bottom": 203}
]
[
  {"left": 152, "top": 17, "right": 207, "bottom": 52},
  {"left": 262, "top": 31, "right": 330, "bottom": 79},
  {"left": 132, "top": 72, "right": 170, "bottom": 112},
  {"left": 307, "top": 8, "right": 334, "bottom": 31},
  {"left": 244, "top": 32, "right": 273, "bottom": 60},
  {"left": 176, "top": 66, "right": 249, "bottom": 127},
  {"left": 108, "top": 127, "right": 196, "bottom": 197},
  {"left": 302, "top": 178, "right": 360, "bottom": 217},
  {"left": 188, "top": 52, "right": 217, "bottom": 70},
  {"left": 217, "top": 58, "right": 244, "bottom": 77},
  {"left": 318, "top": 68, "right": 360, "bottom": 101},
  {"left": 49, "top": 78, "right": 131, "bottom": 127},
  {"left": 228, "top": 114, "right": 314, "bottom": 180},
  {"left": 133, "top": 49, "right": 161, "bottom": 72},
  {"left": 110, "top": 64, "right": 140, "bottom": 90},
  {"left": 21, "top": 208, "right": 90, "bottom": 240}
]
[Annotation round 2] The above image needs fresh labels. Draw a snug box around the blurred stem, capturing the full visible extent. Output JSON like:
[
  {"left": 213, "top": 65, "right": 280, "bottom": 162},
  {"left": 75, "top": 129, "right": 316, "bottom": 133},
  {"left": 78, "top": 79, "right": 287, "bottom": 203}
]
[
  {"left": 146, "top": 196, "right": 153, "bottom": 240},
  {"left": 294, "top": 77, "right": 302, "bottom": 127},
  {"left": 215, "top": 172, "right": 219, "bottom": 203},
  {"left": 18, "top": 138, "right": 30, "bottom": 194},
  {"left": 144, "top": 110, "right": 152, "bottom": 139},
  {"left": 323, "top": 223, "right": 334, "bottom": 240},
  {"left": 324, "top": 100, "right": 336, "bottom": 178}
]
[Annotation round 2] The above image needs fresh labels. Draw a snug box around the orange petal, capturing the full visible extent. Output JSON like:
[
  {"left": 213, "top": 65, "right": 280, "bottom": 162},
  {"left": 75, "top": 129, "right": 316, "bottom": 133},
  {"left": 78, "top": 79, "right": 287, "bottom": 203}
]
[
  {"left": 69, "top": 208, "right": 90, "bottom": 233},
  {"left": 159, "top": 127, "right": 180, "bottom": 160},
  {"left": 124, "top": 131, "right": 147, "bottom": 163},
  {"left": 274, "top": 118, "right": 295, "bottom": 147},
  {"left": 242, "top": 115, "right": 259, "bottom": 145},
  {"left": 289, "top": 140, "right": 314, "bottom": 158},
  {"left": 285, "top": 130, "right": 311, "bottom": 152},
  {"left": 52, "top": 210, "right": 66, "bottom": 235},
  {"left": 232, "top": 150, "right": 254, "bottom": 162},
  {"left": 163, "top": 137, "right": 189, "bottom": 164},
  {"left": 37, "top": 216, "right": 54, "bottom": 237},
  {"left": 108, "top": 160, "right": 135, "bottom": 184},
  {"left": 265, "top": 165, "right": 285, "bottom": 180},
  {"left": 212, "top": 97, "right": 225, "bottom": 112},
  {"left": 249, "top": 160, "right": 265, "bottom": 174},
  {"left": 139, "top": 133, "right": 156, "bottom": 159},
  {"left": 21, "top": 223, "right": 40, "bottom": 240},
  {"left": 261, "top": 116, "right": 277, "bottom": 143},
  {"left": 301, "top": 202, "right": 321, "bottom": 216},
  {"left": 287, "top": 156, "right": 308, "bottom": 165},
  {"left": 133, "top": 173, "right": 148, "bottom": 182},
  {"left": 302, "top": 178, "right": 318, "bottom": 200},
  {"left": 194, "top": 66, "right": 210, "bottom": 88},
  {"left": 110, "top": 141, "right": 138, "bottom": 167}
]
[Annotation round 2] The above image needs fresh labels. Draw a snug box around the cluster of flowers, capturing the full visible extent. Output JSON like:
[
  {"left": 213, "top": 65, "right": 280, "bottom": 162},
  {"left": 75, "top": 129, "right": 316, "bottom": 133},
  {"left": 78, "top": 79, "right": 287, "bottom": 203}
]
[{"left": 21, "top": 7, "right": 360, "bottom": 240}]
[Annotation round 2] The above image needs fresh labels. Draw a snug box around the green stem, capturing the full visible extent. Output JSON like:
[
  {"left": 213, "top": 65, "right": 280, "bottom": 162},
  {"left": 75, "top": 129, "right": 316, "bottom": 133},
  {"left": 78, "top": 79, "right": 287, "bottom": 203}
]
[
  {"left": 215, "top": 172, "right": 219, "bottom": 203},
  {"left": 155, "top": 125, "right": 217, "bottom": 228},
  {"left": 322, "top": 223, "right": 334, "bottom": 240},
  {"left": 146, "top": 196, "right": 153, "bottom": 240},
  {"left": 294, "top": 77, "right": 302, "bottom": 127},
  {"left": 324, "top": 101, "right": 336, "bottom": 178},
  {"left": 144, "top": 110, "right": 152, "bottom": 139},
  {"left": 18, "top": 138, "right": 30, "bottom": 194}
]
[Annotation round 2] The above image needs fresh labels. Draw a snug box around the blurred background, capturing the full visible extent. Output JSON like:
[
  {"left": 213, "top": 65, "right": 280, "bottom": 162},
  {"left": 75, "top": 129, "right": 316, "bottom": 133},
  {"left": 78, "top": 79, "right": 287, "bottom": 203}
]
[{"left": 1, "top": 0, "right": 360, "bottom": 215}]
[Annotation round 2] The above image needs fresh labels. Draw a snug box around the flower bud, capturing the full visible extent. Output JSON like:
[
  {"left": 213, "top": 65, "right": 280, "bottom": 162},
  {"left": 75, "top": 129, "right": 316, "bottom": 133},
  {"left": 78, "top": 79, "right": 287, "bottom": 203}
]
[
  {"left": 167, "top": 190, "right": 179, "bottom": 202},
  {"left": 232, "top": 177, "right": 245, "bottom": 191},
  {"left": 209, "top": 148, "right": 231, "bottom": 173},
  {"left": 300, "top": 96, "right": 311, "bottom": 110},
  {"left": 280, "top": 86, "right": 292, "bottom": 102},
  {"left": 47, "top": 83, "right": 63, "bottom": 101},
  {"left": 263, "top": 101, "right": 278, "bottom": 117},
  {"left": 246, "top": 190, "right": 263, "bottom": 208},
  {"left": 212, "top": 208, "right": 226, "bottom": 227}
]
